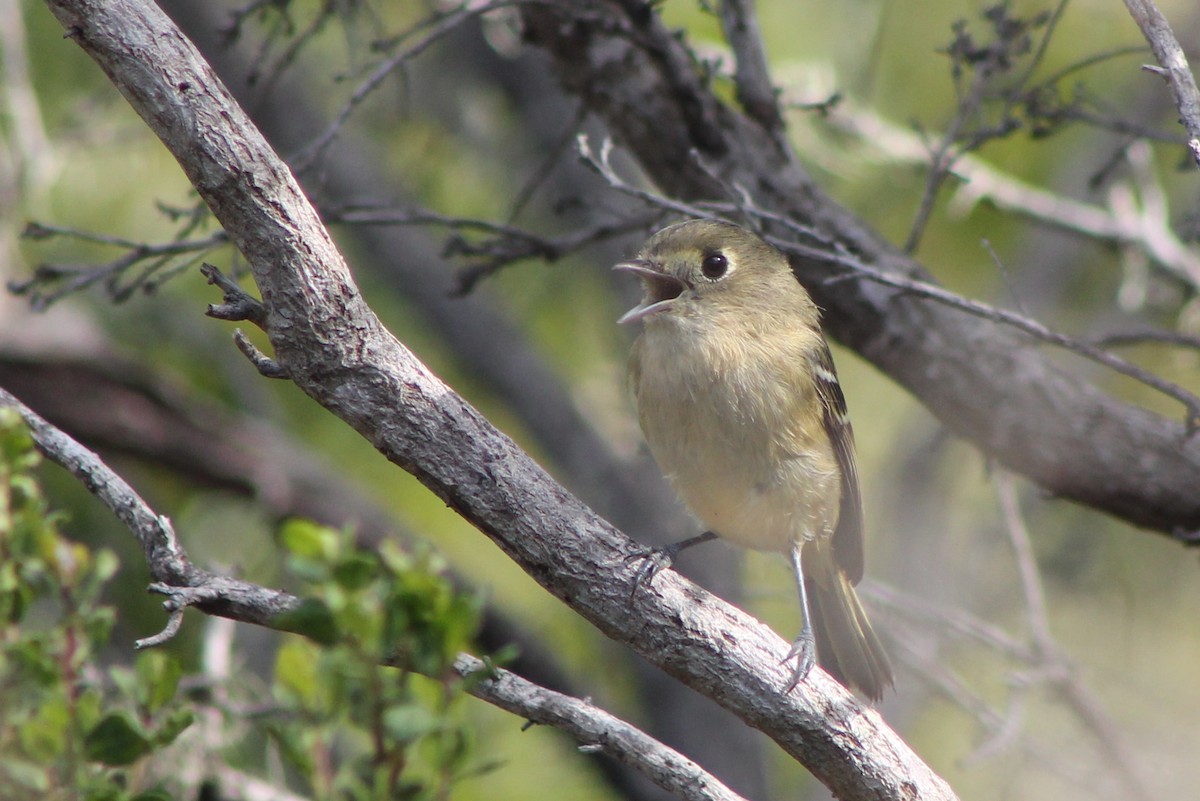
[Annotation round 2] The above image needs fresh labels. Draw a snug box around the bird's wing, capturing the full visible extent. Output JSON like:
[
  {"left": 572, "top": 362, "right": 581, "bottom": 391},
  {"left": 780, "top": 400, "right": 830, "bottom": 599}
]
[{"left": 810, "top": 342, "right": 865, "bottom": 584}]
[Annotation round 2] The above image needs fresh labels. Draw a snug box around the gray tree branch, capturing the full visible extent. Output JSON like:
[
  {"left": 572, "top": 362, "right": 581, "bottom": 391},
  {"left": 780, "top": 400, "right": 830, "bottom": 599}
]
[{"left": 453, "top": 654, "right": 750, "bottom": 801}]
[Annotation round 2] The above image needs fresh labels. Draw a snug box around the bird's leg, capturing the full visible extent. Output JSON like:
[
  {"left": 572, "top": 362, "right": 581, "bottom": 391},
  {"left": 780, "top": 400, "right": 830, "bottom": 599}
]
[
  {"left": 625, "top": 530, "right": 719, "bottom": 598},
  {"left": 784, "top": 543, "right": 816, "bottom": 691}
]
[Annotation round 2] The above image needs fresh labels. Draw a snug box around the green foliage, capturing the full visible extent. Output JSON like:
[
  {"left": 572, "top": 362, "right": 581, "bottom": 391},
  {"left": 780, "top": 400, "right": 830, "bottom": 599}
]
[
  {"left": 263, "top": 520, "right": 486, "bottom": 800},
  {"left": 0, "top": 409, "right": 191, "bottom": 800},
  {"left": 0, "top": 412, "right": 487, "bottom": 800}
]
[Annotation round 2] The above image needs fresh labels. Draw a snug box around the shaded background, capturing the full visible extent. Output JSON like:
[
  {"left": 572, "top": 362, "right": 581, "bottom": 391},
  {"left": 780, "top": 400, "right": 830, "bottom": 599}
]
[{"left": 2, "top": 1, "right": 1199, "bottom": 799}]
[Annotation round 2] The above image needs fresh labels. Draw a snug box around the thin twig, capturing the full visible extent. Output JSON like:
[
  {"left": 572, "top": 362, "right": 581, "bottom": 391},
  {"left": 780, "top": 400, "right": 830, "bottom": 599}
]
[
  {"left": 201, "top": 262, "right": 268, "bottom": 328},
  {"left": 506, "top": 103, "right": 588, "bottom": 224},
  {"left": 994, "top": 473, "right": 1054, "bottom": 652},
  {"left": 904, "top": 5, "right": 1055, "bottom": 253},
  {"left": 1088, "top": 328, "right": 1200, "bottom": 350},
  {"left": 10, "top": 226, "right": 228, "bottom": 310},
  {"left": 863, "top": 581, "right": 1034, "bottom": 661},
  {"left": 292, "top": 1, "right": 530, "bottom": 174},
  {"left": 576, "top": 135, "right": 726, "bottom": 221},
  {"left": 326, "top": 203, "right": 662, "bottom": 293}
]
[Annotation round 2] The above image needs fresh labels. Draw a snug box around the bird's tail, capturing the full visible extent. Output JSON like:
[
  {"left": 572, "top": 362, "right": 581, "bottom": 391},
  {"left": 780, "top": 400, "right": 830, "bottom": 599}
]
[{"left": 806, "top": 570, "right": 893, "bottom": 701}]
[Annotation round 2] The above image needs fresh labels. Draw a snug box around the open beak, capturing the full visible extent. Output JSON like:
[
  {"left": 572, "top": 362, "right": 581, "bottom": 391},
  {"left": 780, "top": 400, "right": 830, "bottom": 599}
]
[{"left": 613, "top": 260, "right": 687, "bottom": 325}]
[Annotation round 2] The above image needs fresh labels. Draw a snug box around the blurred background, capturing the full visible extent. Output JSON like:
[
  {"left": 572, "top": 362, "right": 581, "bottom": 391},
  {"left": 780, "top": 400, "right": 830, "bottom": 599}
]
[{"left": 2, "top": 1, "right": 1199, "bottom": 799}]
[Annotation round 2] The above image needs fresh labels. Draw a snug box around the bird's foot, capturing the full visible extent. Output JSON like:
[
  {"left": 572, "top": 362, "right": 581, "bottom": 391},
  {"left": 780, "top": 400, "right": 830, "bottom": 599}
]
[
  {"left": 624, "top": 531, "right": 719, "bottom": 600},
  {"left": 623, "top": 542, "right": 684, "bottom": 599},
  {"left": 784, "top": 630, "right": 817, "bottom": 692}
]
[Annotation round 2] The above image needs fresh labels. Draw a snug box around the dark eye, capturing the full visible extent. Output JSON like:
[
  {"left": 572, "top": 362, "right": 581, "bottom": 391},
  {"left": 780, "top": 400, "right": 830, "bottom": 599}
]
[{"left": 701, "top": 252, "right": 728, "bottom": 280}]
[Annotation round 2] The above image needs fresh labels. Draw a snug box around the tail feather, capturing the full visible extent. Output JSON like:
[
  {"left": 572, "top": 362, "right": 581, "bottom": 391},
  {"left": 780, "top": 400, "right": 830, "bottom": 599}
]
[{"left": 806, "top": 573, "right": 892, "bottom": 701}]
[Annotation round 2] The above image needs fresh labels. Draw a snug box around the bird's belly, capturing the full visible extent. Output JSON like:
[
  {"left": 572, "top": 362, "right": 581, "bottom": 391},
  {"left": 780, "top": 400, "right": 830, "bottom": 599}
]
[
  {"left": 634, "top": 323, "right": 841, "bottom": 552},
  {"left": 666, "top": 447, "right": 839, "bottom": 553}
]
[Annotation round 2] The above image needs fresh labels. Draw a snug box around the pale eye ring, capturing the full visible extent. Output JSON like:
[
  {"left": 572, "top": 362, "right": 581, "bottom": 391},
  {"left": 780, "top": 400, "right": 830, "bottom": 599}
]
[{"left": 700, "top": 252, "right": 728, "bottom": 280}]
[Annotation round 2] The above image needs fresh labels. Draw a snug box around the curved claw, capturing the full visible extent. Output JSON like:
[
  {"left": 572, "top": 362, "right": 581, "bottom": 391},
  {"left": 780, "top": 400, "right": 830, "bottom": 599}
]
[
  {"left": 623, "top": 531, "right": 719, "bottom": 600},
  {"left": 784, "top": 630, "right": 817, "bottom": 692},
  {"left": 623, "top": 544, "right": 680, "bottom": 599}
]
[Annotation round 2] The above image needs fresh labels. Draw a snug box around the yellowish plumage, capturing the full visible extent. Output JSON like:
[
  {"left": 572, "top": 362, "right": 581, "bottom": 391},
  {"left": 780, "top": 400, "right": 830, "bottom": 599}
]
[
  {"left": 619, "top": 219, "right": 892, "bottom": 700},
  {"left": 632, "top": 299, "right": 840, "bottom": 554}
]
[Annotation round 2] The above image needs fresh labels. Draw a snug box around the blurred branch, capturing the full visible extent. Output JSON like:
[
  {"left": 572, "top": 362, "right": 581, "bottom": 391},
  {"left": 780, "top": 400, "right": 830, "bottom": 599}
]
[
  {"left": 0, "top": 385, "right": 750, "bottom": 801},
  {"left": 884, "top": 629, "right": 1116, "bottom": 797},
  {"left": 34, "top": 3, "right": 955, "bottom": 799},
  {"left": 1122, "top": 0, "right": 1200, "bottom": 167},
  {"left": 324, "top": 204, "right": 661, "bottom": 294},
  {"left": 820, "top": 96, "right": 1200, "bottom": 290},
  {"left": 10, "top": 219, "right": 227, "bottom": 309},
  {"left": 292, "top": 0, "right": 529, "bottom": 174},
  {"left": 993, "top": 472, "right": 1154, "bottom": 801},
  {"left": 0, "top": 0, "right": 54, "bottom": 197},
  {"left": 868, "top": 476, "right": 1159, "bottom": 801}
]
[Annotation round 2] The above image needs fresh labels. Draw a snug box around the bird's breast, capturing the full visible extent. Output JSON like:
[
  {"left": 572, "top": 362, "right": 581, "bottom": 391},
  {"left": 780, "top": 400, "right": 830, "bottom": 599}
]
[{"left": 632, "top": 320, "right": 840, "bottom": 552}]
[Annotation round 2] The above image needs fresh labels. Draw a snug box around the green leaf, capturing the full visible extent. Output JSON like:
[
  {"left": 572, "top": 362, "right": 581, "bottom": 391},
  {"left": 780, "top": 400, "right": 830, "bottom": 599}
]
[
  {"left": 150, "top": 708, "right": 194, "bottom": 747},
  {"left": 82, "top": 607, "right": 117, "bottom": 653},
  {"left": 0, "top": 408, "right": 37, "bottom": 466},
  {"left": 333, "top": 552, "right": 379, "bottom": 591},
  {"left": 74, "top": 686, "right": 105, "bottom": 734},
  {"left": 130, "top": 790, "right": 175, "bottom": 801},
  {"left": 135, "top": 651, "right": 182, "bottom": 714},
  {"left": 278, "top": 519, "right": 339, "bottom": 562},
  {"left": 382, "top": 705, "right": 441, "bottom": 744},
  {"left": 109, "top": 665, "right": 139, "bottom": 703},
  {"left": 274, "top": 638, "right": 322, "bottom": 709},
  {"left": 262, "top": 722, "right": 313, "bottom": 776},
  {"left": 83, "top": 712, "right": 152, "bottom": 766},
  {"left": 80, "top": 784, "right": 124, "bottom": 801},
  {"left": 273, "top": 598, "right": 338, "bottom": 645},
  {"left": 18, "top": 694, "right": 71, "bottom": 760},
  {"left": 0, "top": 756, "right": 50, "bottom": 791},
  {"left": 88, "top": 548, "right": 121, "bottom": 586}
]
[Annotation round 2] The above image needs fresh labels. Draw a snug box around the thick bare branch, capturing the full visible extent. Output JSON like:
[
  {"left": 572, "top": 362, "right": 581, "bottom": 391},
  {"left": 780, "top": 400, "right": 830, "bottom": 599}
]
[{"left": 35, "top": 1, "right": 954, "bottom": 799}]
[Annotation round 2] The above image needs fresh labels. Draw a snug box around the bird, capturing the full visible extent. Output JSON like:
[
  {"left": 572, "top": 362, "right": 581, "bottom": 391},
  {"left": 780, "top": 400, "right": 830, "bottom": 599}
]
[{"left": 615, "top": 218, "right": 892, "bottom": 700}]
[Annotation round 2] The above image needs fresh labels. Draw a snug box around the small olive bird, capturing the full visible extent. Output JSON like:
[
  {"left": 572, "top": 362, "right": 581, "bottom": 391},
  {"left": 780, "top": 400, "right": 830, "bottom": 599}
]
[{"left": 616, "top": 219, "right": 892, "bottom": 700}]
